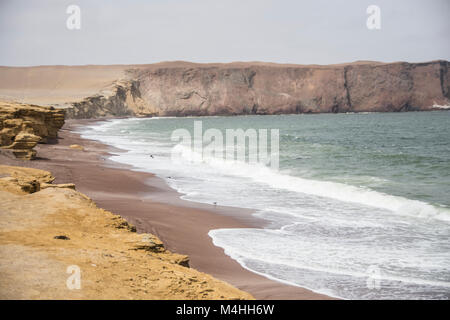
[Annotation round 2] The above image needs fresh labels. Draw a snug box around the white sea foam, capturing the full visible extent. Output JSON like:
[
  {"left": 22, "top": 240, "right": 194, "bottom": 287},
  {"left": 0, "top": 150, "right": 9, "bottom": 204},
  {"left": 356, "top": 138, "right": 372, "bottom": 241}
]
[
  {"left": 173, "top": 144, "right": 450, "bottom": 222},
  {"left": 432, "top": 104, "right": 450, "bottom": 110},
  {"left": 209, "top": 228, "right": 450, "bottom": 300},
  {"left": 79, "top": 117, "right": 450, "bottom": 300},
  {"left": 209, "top": 228, "right": 450, "bottom": 288}
]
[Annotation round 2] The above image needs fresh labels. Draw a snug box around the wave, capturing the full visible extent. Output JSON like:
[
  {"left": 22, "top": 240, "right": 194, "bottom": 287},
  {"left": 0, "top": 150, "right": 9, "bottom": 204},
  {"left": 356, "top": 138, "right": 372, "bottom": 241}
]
[
  {"left": 432, "top": 104, "right": 450, "bottom": 110},
  {"left": 173, "top": 144, "right": 450, "bottom": 222},
  {"left": 80, "top": 119, "right": 450, "bottom": 222},
  {"left": 209, "top": 229, "right": 450, "bottom": 289}
]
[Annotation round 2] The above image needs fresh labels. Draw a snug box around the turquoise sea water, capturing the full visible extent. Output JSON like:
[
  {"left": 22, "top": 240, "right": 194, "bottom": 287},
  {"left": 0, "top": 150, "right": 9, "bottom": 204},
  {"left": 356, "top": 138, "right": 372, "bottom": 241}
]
[{"left": 80, "top": 111, "right": 450, "bottom": 299}]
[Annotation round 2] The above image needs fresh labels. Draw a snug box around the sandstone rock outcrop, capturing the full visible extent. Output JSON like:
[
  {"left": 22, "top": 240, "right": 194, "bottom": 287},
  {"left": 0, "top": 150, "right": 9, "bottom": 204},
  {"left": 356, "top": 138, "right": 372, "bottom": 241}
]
[
  {"left": 0, "top": 165, "right": 253, "bottom": 299},
  {"left": 0, "top": 165, "right": 77, "bottom": 194},
  {"left": 0, "top": 101, "right": 65, "bottom": 159},
  {"left": 69, "top": 144, "right": 84, "bottom": 151}
]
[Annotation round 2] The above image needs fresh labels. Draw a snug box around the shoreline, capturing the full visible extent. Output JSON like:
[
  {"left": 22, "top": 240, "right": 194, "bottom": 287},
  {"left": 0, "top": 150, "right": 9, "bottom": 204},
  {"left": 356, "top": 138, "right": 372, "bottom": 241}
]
[{"left": 1, "top": 118, "right": 333, "bottom": 299}]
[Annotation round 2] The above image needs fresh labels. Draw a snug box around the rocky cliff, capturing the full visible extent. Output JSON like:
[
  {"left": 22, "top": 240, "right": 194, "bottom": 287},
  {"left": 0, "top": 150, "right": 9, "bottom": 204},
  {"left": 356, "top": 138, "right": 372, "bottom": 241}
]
[
  {"left": 1, "top": 61, "right": 448, "bottom": 118},
  {"left": 67, "top": 60, "right": 449, "bottom": 118},
  {"left": 0, "top": 102, "right": 65, "bottom": 159}
]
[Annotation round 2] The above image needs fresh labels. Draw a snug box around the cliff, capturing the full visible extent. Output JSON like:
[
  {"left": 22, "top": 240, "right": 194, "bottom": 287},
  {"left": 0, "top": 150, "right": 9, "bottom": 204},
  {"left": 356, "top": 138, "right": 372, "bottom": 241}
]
[
  {"left": 0, "top": 60, "right": 448, "bottom": 118},
  {"left": 0, "top": 102, "right": 65, "bottom": 159},
  {"left": 125, "top": 60, "right": 449, "bottom": 116},
  {"left": 0, "top": 165, "right": 253, "bottom": 299}
]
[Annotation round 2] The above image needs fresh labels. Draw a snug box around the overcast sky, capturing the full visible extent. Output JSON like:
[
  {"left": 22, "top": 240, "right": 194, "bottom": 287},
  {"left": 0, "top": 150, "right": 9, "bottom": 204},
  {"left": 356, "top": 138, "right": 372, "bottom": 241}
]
[{"left": 0, "top": 0, "right": 448, "bottom": 66}]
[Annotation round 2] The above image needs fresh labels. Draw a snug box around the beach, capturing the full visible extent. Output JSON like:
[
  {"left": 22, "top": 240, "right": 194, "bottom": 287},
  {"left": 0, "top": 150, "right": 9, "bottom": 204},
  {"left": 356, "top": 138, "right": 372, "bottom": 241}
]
[
  {"left": 0, "top": 119, "right": 331, "bottom": 300},
  {"left": 1, "top": 0, "right": 449, "bottom": 303}
]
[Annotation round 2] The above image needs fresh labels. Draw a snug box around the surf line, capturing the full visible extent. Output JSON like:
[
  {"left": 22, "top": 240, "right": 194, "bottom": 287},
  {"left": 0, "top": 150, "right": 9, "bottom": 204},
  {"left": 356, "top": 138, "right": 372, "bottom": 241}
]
[{"left": 170, "top": 120, "right": 280, "bottom": 170}]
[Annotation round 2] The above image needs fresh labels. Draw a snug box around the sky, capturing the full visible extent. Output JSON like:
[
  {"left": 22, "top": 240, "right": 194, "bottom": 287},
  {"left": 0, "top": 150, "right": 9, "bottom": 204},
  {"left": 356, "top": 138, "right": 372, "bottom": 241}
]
[{"left": 0, "top": 0, "right": 448, "bottom": 66}]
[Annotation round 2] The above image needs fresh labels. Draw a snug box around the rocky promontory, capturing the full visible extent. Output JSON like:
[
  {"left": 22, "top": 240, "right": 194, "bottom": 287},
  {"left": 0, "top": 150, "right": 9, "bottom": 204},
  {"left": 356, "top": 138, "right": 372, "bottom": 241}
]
[
  {"left": 0, "top": 101, "right": 65, "bottom": 159},
  {"left": 124, "top": 60, "right": 449, "bottom": 117},
  {"left": 0, "top": 60, "right": 448, "bottom": 118}
]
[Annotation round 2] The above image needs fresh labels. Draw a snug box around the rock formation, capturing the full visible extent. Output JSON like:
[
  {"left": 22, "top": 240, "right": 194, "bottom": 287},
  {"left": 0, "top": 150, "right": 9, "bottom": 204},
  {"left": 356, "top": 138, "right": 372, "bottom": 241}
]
[
  {"left": 69, "top": 144, "right": 84, "bottom": 151},
  {"left": 0, "top": 101, "right": 65, "bottom": 159},
  {"left": 0, "top": 60, "right": 448, "bottom": 119},
  {"left": 67, "top": 60, "right": 450, "bottom": 118},
  {"left": 0, "top": 165, "right": 253, "bottom": 299}
]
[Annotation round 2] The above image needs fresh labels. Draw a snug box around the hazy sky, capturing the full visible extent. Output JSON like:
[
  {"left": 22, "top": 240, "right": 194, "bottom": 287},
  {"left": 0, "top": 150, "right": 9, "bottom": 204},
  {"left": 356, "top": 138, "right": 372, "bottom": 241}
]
[{"left": 0, "top": 0, "right": 448, "bottom": 66}]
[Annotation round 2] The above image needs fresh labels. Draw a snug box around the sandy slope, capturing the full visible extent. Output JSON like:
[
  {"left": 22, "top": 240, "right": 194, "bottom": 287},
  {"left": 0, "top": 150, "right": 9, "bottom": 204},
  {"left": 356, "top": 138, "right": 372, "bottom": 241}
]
[
  {"left": 0, "top": 65, "right": 132, "bottom": 105},
  {"left": 0, "top": 165, "right": 253, "bottom": 299}
]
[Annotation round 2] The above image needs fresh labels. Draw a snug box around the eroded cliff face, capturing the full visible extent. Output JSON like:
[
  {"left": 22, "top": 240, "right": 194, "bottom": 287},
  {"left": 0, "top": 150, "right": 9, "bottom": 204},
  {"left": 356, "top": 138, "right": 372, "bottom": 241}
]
[
  {"left": 64, "top": 60, "right": 449, "bottom": 118},
  {"left": 0, "top": 102, "right": 65, "bottom": 159},
  {"left": 64, "top": 80, "right": 146, "bottom": 119},
  {"left": 0, "top": 61, "right": 447, "bottom": 118}
]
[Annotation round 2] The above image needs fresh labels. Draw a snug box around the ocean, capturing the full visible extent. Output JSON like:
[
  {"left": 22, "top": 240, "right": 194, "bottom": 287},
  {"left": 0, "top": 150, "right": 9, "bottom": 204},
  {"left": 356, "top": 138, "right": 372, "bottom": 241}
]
[{"left": 79, "top": 112, "right": 450, "bottom": 299}]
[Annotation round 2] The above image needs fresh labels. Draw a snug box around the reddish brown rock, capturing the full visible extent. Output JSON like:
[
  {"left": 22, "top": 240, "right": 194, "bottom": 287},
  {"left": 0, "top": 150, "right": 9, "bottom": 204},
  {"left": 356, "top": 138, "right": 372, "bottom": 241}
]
[
  {"left": 129, "top": 60, "right": 449, "bottom": 116},
  {"left": 0, "top": 61, "right": 448, "bottom": 119}
]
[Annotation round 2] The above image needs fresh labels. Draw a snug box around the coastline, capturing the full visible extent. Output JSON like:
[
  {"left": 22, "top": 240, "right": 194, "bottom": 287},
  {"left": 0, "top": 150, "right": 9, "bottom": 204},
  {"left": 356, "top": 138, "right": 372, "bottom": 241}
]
[
  {"left": 1, "top": 118, "right": 333, "bottom": 299},
  {"left": 0, "top": 164, "right": 252, "bottom": 300}
]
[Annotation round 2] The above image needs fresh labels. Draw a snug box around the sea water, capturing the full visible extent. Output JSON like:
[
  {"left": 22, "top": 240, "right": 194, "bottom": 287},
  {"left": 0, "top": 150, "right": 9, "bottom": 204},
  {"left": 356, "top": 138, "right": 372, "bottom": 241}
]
[{"left": 79, "top": 112, "right": 450, "bottom": 299}]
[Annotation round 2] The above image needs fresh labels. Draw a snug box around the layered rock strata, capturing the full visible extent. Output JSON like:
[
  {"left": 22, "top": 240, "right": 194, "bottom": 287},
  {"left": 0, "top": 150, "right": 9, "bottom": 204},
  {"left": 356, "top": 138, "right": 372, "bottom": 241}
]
[
  {"left": 0, "top": 102, "right": 65, "bottom": 159},
  {"left": 0, "top": 61, "right": 448, "bottom": 119}
]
